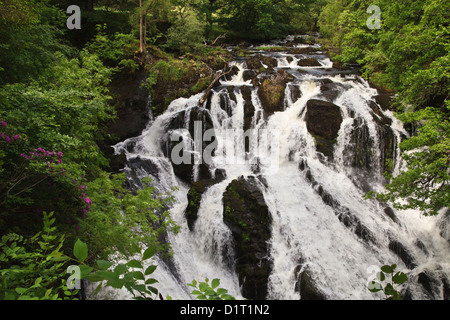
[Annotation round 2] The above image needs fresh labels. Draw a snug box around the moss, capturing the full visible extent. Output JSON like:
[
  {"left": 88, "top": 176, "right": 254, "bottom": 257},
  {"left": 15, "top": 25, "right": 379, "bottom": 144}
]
[{"left": 258, "top": 78, "right": 286, "bottom": 115}]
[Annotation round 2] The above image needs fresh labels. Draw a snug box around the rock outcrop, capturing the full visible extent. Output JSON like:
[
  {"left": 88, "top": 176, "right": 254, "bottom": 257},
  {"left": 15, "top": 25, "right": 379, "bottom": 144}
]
[
  {"left": 257, "top": 69, "right": 295, "bottom": 116},
  {"left": 161, "top": 106, "right": 215, "bottom": 184},
  {"left": 304, "top": 99, "right": 343, "bottom": 160},
  {"left": 222, "top": 176, "right": 272, "bottom": 300}
]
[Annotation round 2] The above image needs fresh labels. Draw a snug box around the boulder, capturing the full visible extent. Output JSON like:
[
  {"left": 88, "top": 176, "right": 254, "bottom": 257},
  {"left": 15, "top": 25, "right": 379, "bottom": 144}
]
[
  {"left": 245, "top": 54, "right": 277, "bottom": 71},
  {"left": 388, "top": 239, "right": 418, "bottom": 269},
  {"left": 222, "top": 176, "right": 272, "bottom": 300},
  {"left": 288, "top": 46, "right": 321, "bottom": 55},
  {"left": 258, "top": 69, "right": 295, "bottom": 116},
  {"left": 305, "top": 99, "right": 343, "bottom": 160},
  {"left": 295, "top": 268, "right": 326, "bottom": 300},
  {"left": 298, "top": 58, "right": 322, "bottom": 67}
]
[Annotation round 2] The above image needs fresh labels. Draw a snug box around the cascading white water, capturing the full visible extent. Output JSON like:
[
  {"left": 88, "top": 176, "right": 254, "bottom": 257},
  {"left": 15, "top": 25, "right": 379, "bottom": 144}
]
[{"left": 101, "top": 37, "right": 449, "bottom": 300}]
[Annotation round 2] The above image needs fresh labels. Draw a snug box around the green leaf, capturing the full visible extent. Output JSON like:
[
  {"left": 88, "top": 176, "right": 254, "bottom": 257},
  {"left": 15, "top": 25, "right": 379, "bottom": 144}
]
[
  {"left": 34, "top": 277, "right": 42, "bottom": 285},
  {"left": 198, "top": 282, "right": 208, "bottom": 292},
  {"left": 211, "top": 278, "right": 220, "bottom": 289},
  {"left": 216, "top": 288, "right": 228, "bottom": 295},
  {"left": 129, "top": 271, "right": 145, "bottom": 281},
  {"left": 376, "top": 271, "right": 385, "bottom": 282},
  {"left": 73, "top": 239, "right": 88, "bottom": 262},
  {"left": 393, "top": 271, "right": 408, "bottom": 285},
  {"left": 144, "top": 265, "right": 157, "bottom": 275},
  {"left": 114, "top": 263, "right": 128, "bottom": 275},
  {"left": 381, "top": 265, "right": 395, "bottom": 274},
  {"left": 384, "top": 283, "right": 397, "bottom": 296},
  {"left": 147, "top": 286, "right": 158, "bottom": 295},
  {"left": 127, "top": 259, "right": 143, "bottom": 269},
  {"left": 145, "top": 278, "right": 158, "bottom": 285},
  {"left": 97, "top": 260, "right": 113, "bottom": 271},
  {"left": 107, "top": 278, "right": 125, "bottom": 289},
  {"left": 79, "top": 265, "right": 94, "bottom": 278},
  {"left": 15, "top": 287, "right": 27, "bottom": 295},
  {"left": 143, "top": 246, "right": 156, "bottom": 260},
  {"left": 188, "top": 279, "right": 197, "bottom": 287}
]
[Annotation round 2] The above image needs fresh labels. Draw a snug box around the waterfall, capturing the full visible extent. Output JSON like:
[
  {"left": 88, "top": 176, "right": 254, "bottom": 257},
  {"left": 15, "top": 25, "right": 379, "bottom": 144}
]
[{"left": 102, "top": 36, "right": 449, "bottom": 300}]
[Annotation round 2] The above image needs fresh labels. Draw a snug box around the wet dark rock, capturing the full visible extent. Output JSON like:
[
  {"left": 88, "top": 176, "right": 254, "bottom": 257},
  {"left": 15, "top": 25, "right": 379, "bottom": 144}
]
[
  {"left": 102, "top": 146, "right": 127, "bottom": 173},
  {"left": 185, "top": 179, "right": 220, "bottom": 231},
  {"left": 315, "top": 183, "right": 377, "bottom": 245},
  {"left": 245, "top": 54, "right": 277, "bottom": 71},
  {"left": 388, "top": 239, "right": 418, "bottom": 269},
  {"left": 347, "top": 117, "right": 374, "bottom": 171},
  {"left": 258, "top": 69, "right": 294, "bottom": 116},
  {"left": 438, "top": 209, "right": 450, "bottom": 244},
  {"left": 242, "top": 69, "right": 258, "bottom": 82},
  {"left": 316, "top": 79, "right": 347, "bottom": 102},
  {"left": 384, "top": 207, "right": 400, "bottom": 224},
  {"left": 241, "top": 86, "right": 255, "bottom": 133},
  {"left": 221, "top": 65, "right": 240, "bottom": 81},
  {"left": 161, "top": 106, "right": 215, "bottom": 184},
  {"left": 305, "top": 99, "right": 342, "bottom": 160},
  {"left": 294, "top": 267, "right": 326, "bottom": 300},
  {"left": 297, "top": 58, "right": 321, "bottom": 67},
  {"left": 288, "top": 83, "right": 302, "bottom": 103},
  {"left": 124, "top": 156, "right": 161, "bottom": 190},
  {"left": 222, "top": 176, "right": 272, "bottom": 300},
  {"left": 106, "top": 70, "right": 152, "bottom": 142},
  {"left": 214, "top": 168, "right": 227, "bottom": 181},
  {"left": 287, "top": 46, "right": 321, "bottom": 55},
  {"left": 417, "top": 269, "right": 442, "bottom": 299},
  {"left": 305, "top": 99, "right": 342, "bottom": 140}
]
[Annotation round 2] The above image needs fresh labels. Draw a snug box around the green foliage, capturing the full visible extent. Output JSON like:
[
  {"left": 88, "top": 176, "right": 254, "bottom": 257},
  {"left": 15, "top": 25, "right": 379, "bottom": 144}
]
[
  {"left": 78, "top": 174, "right": 180, "bottom": 260},
  {"left": 368, "top": 264, "right": 408, "bottom": 300},
  {"left": 219, "top": 0, "right": 293, "bottom": 41},
  {"left": 0, "top": 212, "right": 78, "bottom": 300},
  {"left": 367, "top": 106, "right": 450, "bottom": 216},
  {"left": 0, "top": 23, "right": 73, "bottom": 85},
  {"left": 318, "top": 0, "right": 449, "bottom": 111},
  {"left": 188, "top": 278, "right": 236, "bottom": 300},
  {"left": 319, "top": 0, "right": 449, "bottom": 216},
  {"left": 77, "top": 240, "right": 162, "bottom": 300},
  {"left": 165, "top": 8, "right": 206, "bottom": 53},
  {"left": 86, "top": 24, "right": 139, "bottom": 71},
  {"left": 0, "top": 49, "right": 115, "bottom": 176}
]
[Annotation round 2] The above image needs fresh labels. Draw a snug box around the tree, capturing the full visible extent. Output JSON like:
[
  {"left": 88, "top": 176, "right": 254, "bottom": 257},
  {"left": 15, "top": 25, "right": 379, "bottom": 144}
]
[{"left": 127, "top": 0, "right": 170, "bottom": 53}]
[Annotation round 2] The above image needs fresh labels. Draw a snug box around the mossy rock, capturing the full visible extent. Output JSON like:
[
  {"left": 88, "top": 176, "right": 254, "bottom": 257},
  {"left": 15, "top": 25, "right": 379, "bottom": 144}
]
[
  {"left": 222, "top": 176, "right": 272, "bottom": 299},
  {"left": 258, "top": 70, "right": 294, "bottom": 116},
  {"left": 245, "top": 54, "right": 277, "bottom": 70},
  {"left": 297, "top": 58, "right": 322, "bottom": 67}
]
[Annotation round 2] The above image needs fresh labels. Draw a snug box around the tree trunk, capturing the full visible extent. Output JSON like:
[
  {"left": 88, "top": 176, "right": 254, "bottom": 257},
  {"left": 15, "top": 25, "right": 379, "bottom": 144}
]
[{"left": 139, "top": 0, "right": 143, "bottom": 53}]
